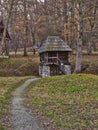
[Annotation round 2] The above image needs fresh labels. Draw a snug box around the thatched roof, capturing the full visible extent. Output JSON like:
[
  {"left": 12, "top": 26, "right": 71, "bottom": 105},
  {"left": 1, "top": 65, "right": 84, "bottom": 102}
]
[{"left": 38, "top": 36, "right": 72, "bottom": 53}]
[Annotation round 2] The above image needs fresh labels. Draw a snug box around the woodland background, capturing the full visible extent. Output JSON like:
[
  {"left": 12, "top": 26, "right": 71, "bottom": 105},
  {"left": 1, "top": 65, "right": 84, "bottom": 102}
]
[{"left": 0, "top": 0, "right": 98, "bottom": 73}]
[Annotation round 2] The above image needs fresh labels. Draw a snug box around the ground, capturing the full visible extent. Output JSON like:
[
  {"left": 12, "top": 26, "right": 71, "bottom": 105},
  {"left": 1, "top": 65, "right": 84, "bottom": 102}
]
[
  {"left": 0, "top": 52, "right": 98, "bottom": 130},
  {"left": 0, "top": 78, "right": 45, "bottom": 130},
  {"left": 26, "top": 74, "right": 98, "bottom": 129}
]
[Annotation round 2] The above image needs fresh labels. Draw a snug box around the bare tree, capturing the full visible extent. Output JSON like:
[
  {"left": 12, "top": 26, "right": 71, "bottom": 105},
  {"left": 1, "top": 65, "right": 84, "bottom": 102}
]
[{"left": 0, "top": 0, "right": 14, "bottom": 55}]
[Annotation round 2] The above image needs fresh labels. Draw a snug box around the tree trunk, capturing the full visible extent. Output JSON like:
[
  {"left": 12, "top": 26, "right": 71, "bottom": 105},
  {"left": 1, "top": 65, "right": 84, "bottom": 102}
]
[
  {"left": 63, "top": 1, "right": 68, "bottom": 43},
  {"left": 74, "top": 1, "right": 83, "bottom": 73},
  {"left": 23, "top": 0, "right": 28, "bottom": 56},
  {"left": 32, "top": 32, "right": 36, "bottom": 55},
  {"left": 0, "top": 0, "right": 13, "bottom": 55},
  {"left": 24, "top": 41, "right": 27, "bottom": 56},
  {"left": 74, "top": 39, "right": 82, "bottom": 73},
  {"left": 93, "top": 42, "right": 96, "bottom": 51},
  {"left": 87, "top": 42, "right": 93, "bottom": 55}
]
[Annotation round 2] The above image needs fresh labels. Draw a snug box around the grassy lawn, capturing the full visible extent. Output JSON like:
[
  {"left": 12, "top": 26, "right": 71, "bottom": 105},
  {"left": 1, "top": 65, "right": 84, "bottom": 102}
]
[
  {"left": 27, "top": 74, "right": 98, "bottom": 129},
  {"left": 0, "top": 76, "right": 33, "bottom": 129}
]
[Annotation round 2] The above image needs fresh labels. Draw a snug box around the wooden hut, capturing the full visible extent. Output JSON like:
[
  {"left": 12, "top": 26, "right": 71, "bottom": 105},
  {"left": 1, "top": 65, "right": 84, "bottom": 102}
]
[
  {"left": 38, "top": 36, "right": 72, "bottom": 77},
  {"left": 0, "top": 19, "right": 10, "bottom": 56}
]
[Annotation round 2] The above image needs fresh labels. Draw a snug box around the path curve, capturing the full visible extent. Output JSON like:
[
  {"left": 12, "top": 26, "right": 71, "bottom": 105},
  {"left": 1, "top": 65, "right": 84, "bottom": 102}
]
[{"left": 11, "top": 78, "right": 44, "bottom": 130}]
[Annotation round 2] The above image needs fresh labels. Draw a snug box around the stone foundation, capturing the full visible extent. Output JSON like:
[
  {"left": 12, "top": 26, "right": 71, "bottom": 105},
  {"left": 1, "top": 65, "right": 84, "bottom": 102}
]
[
  {"left": 64, "top": 65, "right": 71, "bottom": 74},
  {"left": 39, "top": 65, "right": 50, "bottom": 77},
  {"left": 39, "top": 65, "right": 71, "bottom": 77}
]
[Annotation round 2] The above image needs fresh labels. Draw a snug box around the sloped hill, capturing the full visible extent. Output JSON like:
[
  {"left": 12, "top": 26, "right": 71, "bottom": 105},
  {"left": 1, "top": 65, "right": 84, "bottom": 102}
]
[{"left": 26, "top": 74, "right": 98, "bottom": 129}]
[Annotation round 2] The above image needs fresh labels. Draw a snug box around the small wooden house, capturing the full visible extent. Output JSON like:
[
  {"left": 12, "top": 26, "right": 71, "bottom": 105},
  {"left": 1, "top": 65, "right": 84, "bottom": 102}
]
[
  {"left": 38, "top": 36, "right": 72, "bottom": 77},
  {"left": 0, "top": 19, "right": 10, "bottom": 56}
]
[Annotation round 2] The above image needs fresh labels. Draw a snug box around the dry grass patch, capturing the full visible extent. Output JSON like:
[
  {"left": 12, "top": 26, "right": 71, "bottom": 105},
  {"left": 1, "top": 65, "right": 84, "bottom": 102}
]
[{"left": 0, "top": 56, "right": 39, "bottom": 76}]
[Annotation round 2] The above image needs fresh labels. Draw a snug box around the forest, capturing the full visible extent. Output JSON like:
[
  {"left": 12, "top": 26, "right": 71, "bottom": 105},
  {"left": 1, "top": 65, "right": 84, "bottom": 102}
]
[
  {"left": 0, "top": 0, "right": 98, "bottom": 130},
  {"left": 0, "top": 0, "right": 98, "bottom": 72}
]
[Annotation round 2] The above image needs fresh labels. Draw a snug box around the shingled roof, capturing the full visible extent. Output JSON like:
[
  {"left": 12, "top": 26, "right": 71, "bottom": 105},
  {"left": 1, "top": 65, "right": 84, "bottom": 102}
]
[{"left": 38, "top": 36, "right": 72, "bottom": 53}]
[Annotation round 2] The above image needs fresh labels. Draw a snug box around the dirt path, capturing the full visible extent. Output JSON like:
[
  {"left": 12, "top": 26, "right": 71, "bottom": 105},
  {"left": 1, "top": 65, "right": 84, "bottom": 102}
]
[{"left": 11, "top": 78, "right": 44, "bottom": 130}]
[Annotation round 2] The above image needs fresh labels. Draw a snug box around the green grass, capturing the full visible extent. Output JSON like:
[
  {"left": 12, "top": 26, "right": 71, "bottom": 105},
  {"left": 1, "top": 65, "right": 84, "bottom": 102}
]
[
  {"left": 27, "top": 74, "right": 98, "bottom": 129},
  {"left": 0, "top": 76, "right": 33, "bottom": 129},
  {"left": 0, "top": 126, "right": 5, "bottom": 130}
]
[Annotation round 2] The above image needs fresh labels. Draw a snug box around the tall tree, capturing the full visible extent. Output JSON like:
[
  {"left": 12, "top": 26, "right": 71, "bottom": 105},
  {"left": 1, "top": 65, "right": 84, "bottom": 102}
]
[
  {"left": 0, "top": 0, "right": 14, "bottom": 55},
  {"left": 74, "top": 0, "right": 83, "bottom": 73}
]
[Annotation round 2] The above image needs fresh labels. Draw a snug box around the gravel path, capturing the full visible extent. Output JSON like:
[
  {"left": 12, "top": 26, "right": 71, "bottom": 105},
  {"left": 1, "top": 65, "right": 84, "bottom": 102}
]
[{"left": 11, "top": 78, "right": 44, "bottom": 130}]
